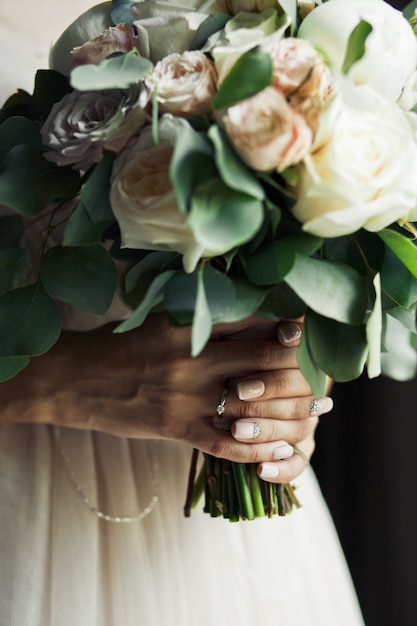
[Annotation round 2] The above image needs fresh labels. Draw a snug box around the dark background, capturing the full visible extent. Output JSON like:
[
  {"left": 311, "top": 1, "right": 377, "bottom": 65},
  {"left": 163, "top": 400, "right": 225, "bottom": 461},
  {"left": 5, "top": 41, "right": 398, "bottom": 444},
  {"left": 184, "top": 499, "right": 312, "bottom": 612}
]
[{"left": 311, "top": 3, "right": 417, "bottom": 625}]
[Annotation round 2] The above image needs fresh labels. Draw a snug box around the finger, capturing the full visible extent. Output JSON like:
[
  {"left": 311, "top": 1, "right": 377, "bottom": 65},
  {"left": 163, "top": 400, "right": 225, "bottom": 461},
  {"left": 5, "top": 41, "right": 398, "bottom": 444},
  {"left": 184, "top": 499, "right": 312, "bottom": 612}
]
[
  {"left": 277, "top": 320, "right": 304, "bottom": 347},
  {"left": 236, "top": 369, "right": 311, "bottom": 402},
  {"left": 230, "top": 414, "right": 319, "bottom": 446},
  {"left": 257, "top": 436, "right": 315, "bottom": 483}
]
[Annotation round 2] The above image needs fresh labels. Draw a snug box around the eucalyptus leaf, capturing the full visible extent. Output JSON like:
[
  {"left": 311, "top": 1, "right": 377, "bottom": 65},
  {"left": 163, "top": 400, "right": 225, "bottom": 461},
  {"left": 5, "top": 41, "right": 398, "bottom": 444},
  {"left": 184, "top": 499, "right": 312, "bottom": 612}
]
[
  {"left": 285, "top": 255, "right": 368, "bottom": 325},
  {"left": 71, "top": 51, "right": 153, "bottom": 91},
  {"left": 170, "top": 123, "right": 216, "bottom": 213},
  {"left": 297, "top": 328, "right": 327, "bottom": 399},
  {"left": 208, "top": 125, "right": 264, "bottom": 200},
  {"left": 63, "top": 201, "right": 114, "bottom": 246},
  {"left": 0, "top": 116, "right": 42, "bottom": 163},
  {"left": 366, "top": 272, "right": 382, "bottom": 378},
  {"left": 29, "top": 70, "right": 72, "bottom": 121},
  {"left": 0, "top": 145, "right": 80, "bottom": 215},
  {"left": 189, "top": 14, "right": 231, "bottom": 50},
  {"left": 0, "top": 356, "right": 30, "bottom": 382},
  {"left": 192, "top": 268, "right": 212, "bottom": 357},
  {"left": 82, "top": 155, "right": 115, "bottom": 222},
  {"left": 378, "top": 228, "right": 417, "bottom": 278},
  {"left": 404, "top": 0, "right": 417, "bottom": 19},
  {"left": 125, "top": 251, "right": 178, "bottom": 293},
  {"left": 211, "top": 49, "right": 273, "bottom": 109},
  {"left": 380, "top": 246, "right": 417, "bottom": 307},
  {"left": 40, "top": 245, "right": 118, "bottom": 314},
  {"left": 0, "top": 282, "right": 61, "bottom": 356},
  {"left": 305, "top": 310, "right": 368, "bottom": 382},
  {"left": 164, "top": 271, "right": 198, "bottom": 325},
  {"left": 257, "top": 282, "right": 306, "bottom": 320},
  {"left": 189, "top": 178, "right": 263, "bottom": 252},
  {"left": 0, "top": 215, "right": 24, "bottom": 249},
  {"left": 111, "top": 0, "right": 136, "bottom": 24},
  {"left": 388, "top": 304, "right": 417, "bottom": 333},
  {"left": 246, "top": 234, "right": 322, "bottom": 286},
  {"left": 217, "top": 278, "right": 265, "bottom": 323},
  {"left": 342, "top": 20, "right": 373, "bottom": 73},
  {"left": 115, "top": 270, "right": 177, "bottom": 332},
  {"left": 0, "top": 248, "right": 27, "bottom": 296}
]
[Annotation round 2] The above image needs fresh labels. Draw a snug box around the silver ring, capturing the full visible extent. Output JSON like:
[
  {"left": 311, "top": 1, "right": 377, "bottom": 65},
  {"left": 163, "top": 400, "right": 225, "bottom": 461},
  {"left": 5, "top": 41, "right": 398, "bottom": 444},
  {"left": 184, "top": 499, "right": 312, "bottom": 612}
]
[
  {"left": 216, "top": 389, "right": 229, "bottom": 417},
  {"left": 310, "top": 400, "right": 320, "bottom": 416}
]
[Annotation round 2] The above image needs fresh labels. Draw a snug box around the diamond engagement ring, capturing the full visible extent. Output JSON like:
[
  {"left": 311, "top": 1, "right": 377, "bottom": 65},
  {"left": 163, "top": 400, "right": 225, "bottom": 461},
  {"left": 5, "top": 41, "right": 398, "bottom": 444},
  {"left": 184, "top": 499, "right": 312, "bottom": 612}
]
[
  {"left": 216, "top": 389, "right": 229, "bottom": 417},
  {"left": 310, "top": 400, "right": 320, "bottom": 416}
]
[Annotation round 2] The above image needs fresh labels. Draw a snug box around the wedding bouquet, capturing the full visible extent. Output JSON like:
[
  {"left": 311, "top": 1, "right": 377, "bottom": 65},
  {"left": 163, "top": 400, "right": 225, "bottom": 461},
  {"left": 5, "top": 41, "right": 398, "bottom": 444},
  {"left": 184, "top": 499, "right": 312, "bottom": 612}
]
[{"left": 1, "top": 0, "right": 417, "bottom": 520}]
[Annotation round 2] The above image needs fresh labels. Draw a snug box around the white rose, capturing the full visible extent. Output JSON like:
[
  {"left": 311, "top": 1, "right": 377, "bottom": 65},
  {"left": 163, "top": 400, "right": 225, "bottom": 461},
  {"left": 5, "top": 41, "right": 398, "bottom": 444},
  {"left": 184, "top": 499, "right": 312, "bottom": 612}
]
[
  {"left": 145, "top": 51, "right": 218, "bottom": 117},
  {"left": 110, "top": 116, "right": 221, "bottom": 272},
  {"left": 298, "top": 0, "right": 417, "bottom": 103},
  {"left": 292, "top": 95, "right": 417, "bottom": 237}
]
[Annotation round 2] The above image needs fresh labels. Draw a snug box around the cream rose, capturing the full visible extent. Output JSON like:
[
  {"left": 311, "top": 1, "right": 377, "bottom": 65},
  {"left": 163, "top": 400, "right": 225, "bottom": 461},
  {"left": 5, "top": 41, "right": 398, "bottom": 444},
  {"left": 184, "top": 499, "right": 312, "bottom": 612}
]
[
  {"left": 145, "top": 51, "right": 218, "bottom": 117},
  {"left": 292, "top": 95, "right": 417, "bottom": 237},
  {"left": 223, "top": 86, "right": 312, "bottom": 172},
  {"left": 298, "top": 0, "right": 417, "bottom": 103},
  {"left": 41, "top": 85, "right": 147, "bottom": 170},
  {"left": 110, "top": 116, "right": 220, "bottom": 272},
  {"left": 71, "top": 23, "right": 141, "bottom": 67}
]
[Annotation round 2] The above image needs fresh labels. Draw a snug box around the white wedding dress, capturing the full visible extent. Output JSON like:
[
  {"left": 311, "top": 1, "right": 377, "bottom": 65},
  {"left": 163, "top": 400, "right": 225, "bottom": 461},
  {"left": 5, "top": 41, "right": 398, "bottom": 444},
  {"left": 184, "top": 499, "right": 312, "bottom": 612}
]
[{"left": 0, "top": 3, "right": 364, "bottom": 624}]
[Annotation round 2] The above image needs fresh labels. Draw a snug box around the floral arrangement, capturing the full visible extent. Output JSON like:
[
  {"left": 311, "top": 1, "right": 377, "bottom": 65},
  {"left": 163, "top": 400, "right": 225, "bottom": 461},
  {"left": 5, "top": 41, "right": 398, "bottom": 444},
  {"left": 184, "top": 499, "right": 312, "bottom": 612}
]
[{"left": 1, "top": 0, "right": 417, "bottom": 520}]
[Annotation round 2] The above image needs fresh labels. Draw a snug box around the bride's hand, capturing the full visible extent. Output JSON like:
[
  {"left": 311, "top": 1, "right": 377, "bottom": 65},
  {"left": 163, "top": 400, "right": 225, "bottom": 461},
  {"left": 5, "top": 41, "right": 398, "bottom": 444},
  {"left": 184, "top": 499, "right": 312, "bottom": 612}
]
[{"left": 0, "top": 313, "right": 332, "bottom": 482}]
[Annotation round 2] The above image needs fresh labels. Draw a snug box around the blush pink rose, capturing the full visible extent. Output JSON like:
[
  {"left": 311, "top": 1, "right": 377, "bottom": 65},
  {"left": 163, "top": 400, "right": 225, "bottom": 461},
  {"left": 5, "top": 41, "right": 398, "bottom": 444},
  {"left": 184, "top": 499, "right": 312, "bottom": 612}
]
[
  {"left": 145, "top": 51, "right": 218, "bottom": 117},
  {"left": 71, "top": 23, "right": 141, "bottom": 66},
  {"left": 223, "top": 86, "right": 313, "bottom": 172}
]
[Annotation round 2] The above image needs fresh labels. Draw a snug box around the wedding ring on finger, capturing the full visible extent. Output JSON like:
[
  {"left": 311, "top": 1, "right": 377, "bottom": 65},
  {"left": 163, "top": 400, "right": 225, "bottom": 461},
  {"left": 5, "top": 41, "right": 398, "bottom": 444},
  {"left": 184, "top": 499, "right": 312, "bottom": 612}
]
[
  {"left": 310, "top": 400, "right": 320, "bottom": 416},
  {"left": 214, "top": 389, "right": 233, "bottom": 431},
  {"left": 216, "top": 389, "right": 229, "bottom": 417}
]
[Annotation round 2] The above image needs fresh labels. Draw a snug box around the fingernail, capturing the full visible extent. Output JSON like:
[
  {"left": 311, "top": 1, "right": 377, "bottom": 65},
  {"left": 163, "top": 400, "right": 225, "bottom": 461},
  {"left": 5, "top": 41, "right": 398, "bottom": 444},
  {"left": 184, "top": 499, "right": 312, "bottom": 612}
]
[
  {"left": 278, "top": 322, "right": 302, "bottom": 344},
  {"left": 273, "top": 443, "right": 294, "bottom": 460},
  {"left": 259, "top": 463, "right": 280, "bottom": 479},
  {"left": 314, "top": 397, "right": 334, "bottom": 415},
  {"left": 237, "top": 379, "right": 265, "bottom": 400},
  {"left": 233, "top": 422, "right": 261, "bottom": 439}
]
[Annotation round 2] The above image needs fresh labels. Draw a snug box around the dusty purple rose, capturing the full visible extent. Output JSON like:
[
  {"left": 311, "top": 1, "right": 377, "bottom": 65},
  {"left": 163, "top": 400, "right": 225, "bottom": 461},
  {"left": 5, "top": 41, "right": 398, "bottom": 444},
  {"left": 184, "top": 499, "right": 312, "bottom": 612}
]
[
  {"left": 41, "top": 85, "right": 147, "bottom": 170},
  {"left": 72, "top": 23, "right": 141, "bottom": 66}
]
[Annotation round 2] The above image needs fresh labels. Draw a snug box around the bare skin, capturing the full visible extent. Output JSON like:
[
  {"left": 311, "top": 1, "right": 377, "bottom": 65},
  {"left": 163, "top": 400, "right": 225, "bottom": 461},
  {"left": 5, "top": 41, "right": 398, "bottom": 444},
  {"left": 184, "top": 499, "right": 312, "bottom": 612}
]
[{"left": 0, "top": 314, "right": 332, "bottom": 483}]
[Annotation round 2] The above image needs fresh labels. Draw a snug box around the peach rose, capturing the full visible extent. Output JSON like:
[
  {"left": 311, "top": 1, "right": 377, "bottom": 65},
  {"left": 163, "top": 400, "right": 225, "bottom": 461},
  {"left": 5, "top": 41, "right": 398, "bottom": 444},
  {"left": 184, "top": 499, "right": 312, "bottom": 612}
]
[
  {"left": 223, "top": 86, "right": 313, "bottom": 172},
  {"left": 145, "top": 51, "right": 218, "bottom": 117},
  {"left": 110, "top": 116, "right": 221, "bottom": 272}
]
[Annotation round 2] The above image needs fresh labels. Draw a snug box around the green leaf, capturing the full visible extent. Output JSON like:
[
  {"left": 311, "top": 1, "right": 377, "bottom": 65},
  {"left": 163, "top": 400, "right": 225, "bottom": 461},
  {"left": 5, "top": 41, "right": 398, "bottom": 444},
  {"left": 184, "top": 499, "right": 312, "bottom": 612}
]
[
  {"left": 164, "top": 264, "right": 235, "bottom": 325},
  {"left": 342, "top": 20, "right": 373, "bottom": 74},
  {"left": 297, "top": 326, "right": 327, "bottom": 399},
  {"left": 115, "top": 270, "right": 177, "bottom": 332},
  {"left": 111, "top": 0, "right": 136, "bottom": 23},
  {"left": 246, "top": 234, "right": 322, "bottom": 286},
  {"left": 125, "top": 251, "right": 178, "bottom": 293},
  {"left": 403, "top": 0, "right": 417, "bottom": 20},
  {"left": 189, "top": 178, "right": 263, "bottom": 252},
  {"left": 217, "top": 278, "right": 265, "bottom": 324},
  {"left": 0, "top": 145, "right": 80, "bottom": 215},
  {"left": 63, "top": 201, "right": 114, "bottom": 246},
  {"left": 305, "top": 310, "right": 368, "bottom": 382},
  {"left": 0, "top": 282, "right": 61, "bottom": 356},
  {"left": 0, "top": 215, "right": 25, "bottom": 249},
  {"left": 0, "top": 356, "right": 30, "bottom": 381},
  {"left": 29, "top": 70, "right": 72, "bottom": 121},
  {"left": 211, "top": 49, "right": 273, "bottom": 109},
  {"left": 257, "top": 282, "right": 306, "bottom": 320},
  {"left": 192, "top": 268, "right": 212, "bottom": 357},
  {"left": 81, "top": 155, "right": 116, "bottom": 222},
  {"left": 170, "top": 123, "right": 216, "bottom": 213},
  {"left": 40, "top": 245, "right": 118, "bottom": 314},
  {"left": 0, "top": 248, "right": 27, "bottom": 296},
  {"left": 189, "top": 14, "right": 231, "bottom": 50},
  {"left": 0, "top": 116, "right": 42, "bottom": 164},
  {"left": 70, "top": 51, "right": 153, "bottom": 91},
  {"left": 208, "top": 125, "right": 264, "bottom": 200},
  {"left": 285, "top": 255, "right": 368, "bottom": 325},
  {"left": 366, "top": 272, "right": 382, "bottom": 378},
  {"left": 380, "top": 246, "right": 417, "bottom": 307},
  {"left": 378, "top": 228, "right": 417, "bottom": 278}
]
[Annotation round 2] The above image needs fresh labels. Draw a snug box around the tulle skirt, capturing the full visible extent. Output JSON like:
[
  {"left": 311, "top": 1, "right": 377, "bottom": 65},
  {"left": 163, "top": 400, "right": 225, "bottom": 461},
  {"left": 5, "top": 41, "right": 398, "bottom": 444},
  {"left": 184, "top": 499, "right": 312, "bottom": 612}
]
[{"left": 0, "top": 425, "right": 364, "bottom": 626}]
